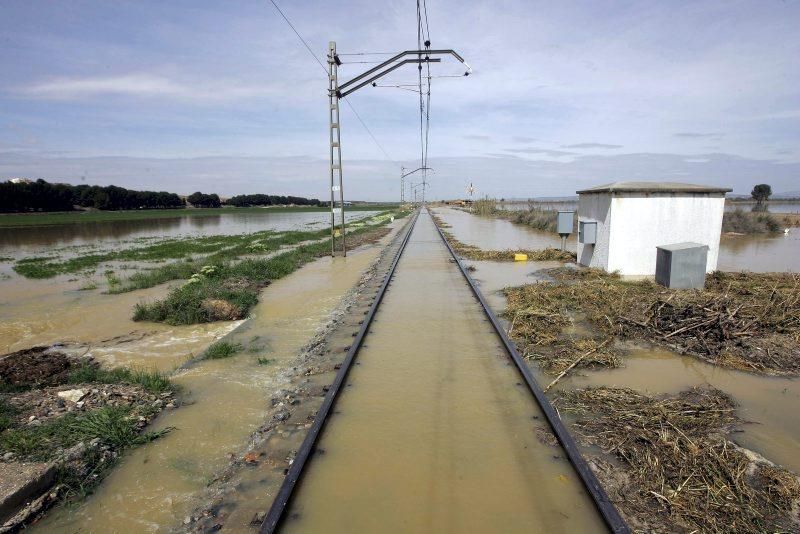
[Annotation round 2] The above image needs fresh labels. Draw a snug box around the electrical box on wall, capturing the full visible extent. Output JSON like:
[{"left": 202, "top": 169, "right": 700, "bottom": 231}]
[
  {"left": 557, "top": 211, "right": 574, "bottom": 235},
  {"left": 578, "top": 220, "right": 597, "bottom": 244}
]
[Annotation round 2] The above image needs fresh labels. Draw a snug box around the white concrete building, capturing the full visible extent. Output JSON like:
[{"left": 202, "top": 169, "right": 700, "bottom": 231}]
[{"left": 576, "top": 181, "right": 731, "bottom": 276}]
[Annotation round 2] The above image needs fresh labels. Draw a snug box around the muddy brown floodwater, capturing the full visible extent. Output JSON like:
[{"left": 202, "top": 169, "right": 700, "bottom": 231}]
[
  {"left": 718, "top": 228, "right": 800, "bottom": 272},
  {"left": 441, "top": 206, "right": 799, "bottom": 273},
  {"left": 33, "top": 235, "right": 389, "bottom": 532},
  {"left": 281, "top": 211, "right": 604, "bottom": 533},
  {"left": 435, "top": 207, "right": 573, "bottom": 252}
]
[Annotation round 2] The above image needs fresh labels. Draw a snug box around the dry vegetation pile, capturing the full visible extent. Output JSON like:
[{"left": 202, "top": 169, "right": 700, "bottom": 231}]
[
  {"left": 555, "top": 386, "right": 800, "bottom": 532},
  {"left": 505, "top": 268, "right": 800, "bottom": 376},
  {"left": 431, "top": 213, "right": 575, "bottom": 262}
]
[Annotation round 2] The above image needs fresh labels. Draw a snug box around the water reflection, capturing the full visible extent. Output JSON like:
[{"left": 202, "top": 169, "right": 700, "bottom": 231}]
[
  {"left": 0, "top": 210, "right": 377, "bottom": 254},
  {"left": 435, "top": 207, "right": 573, "bottom": 252},
  {"left": 718, "top": 228, "right": 799, "bottom": 272}
]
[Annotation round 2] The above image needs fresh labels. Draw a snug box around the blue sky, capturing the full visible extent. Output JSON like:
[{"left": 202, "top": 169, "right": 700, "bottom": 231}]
[{"left": 1, "top": 0, "right": 798, "bottom": 200}]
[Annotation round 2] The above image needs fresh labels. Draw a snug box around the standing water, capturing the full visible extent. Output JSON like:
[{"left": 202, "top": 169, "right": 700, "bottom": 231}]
[
  {"left": 435, "top": 207, "right": 573, "bottom": 252},
  {"left": 34, "top": 241, "right": 388, "bottom": 532},
  {"left": 281, "top": 211, "right": 603, "bottom": 532}
]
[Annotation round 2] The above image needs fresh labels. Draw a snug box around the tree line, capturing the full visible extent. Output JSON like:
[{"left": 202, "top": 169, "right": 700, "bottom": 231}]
[
  {"left": 1, "top": 179, "right": 324, "bottom": 213},
  {"left": 0, "top": 179, "right": 184, "bottom": 212},
  {"left": 226, "top": 193, "right": 322, "bottom": 207}
]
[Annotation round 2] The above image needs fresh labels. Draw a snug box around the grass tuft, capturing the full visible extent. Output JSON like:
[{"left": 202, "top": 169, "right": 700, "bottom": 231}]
[
  {"left": 66, "top": 363, "right": 173, "bottom": 393},
  {"left": 204, "top": 341, "right": 243, "bottom": 359}
]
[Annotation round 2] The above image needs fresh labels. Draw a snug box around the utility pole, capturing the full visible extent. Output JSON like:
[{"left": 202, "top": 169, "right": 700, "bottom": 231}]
[
  {"left": 402, "top": 166, "right": 433, "bottom": 206},
  {"left": 328, "top": 42, "right": 346, "bottom": 256},
  {"left": 400, "top": 166, "right": 405, "bottom": 204},
  {"left": 325, "top": 46, "right": 470, "bottom": 256}
]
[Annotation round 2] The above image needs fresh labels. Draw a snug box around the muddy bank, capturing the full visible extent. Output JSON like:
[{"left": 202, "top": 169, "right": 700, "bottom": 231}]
[
  {"left": 505, "top": 267, "right": 799, "bottom": 378},
  {"left": 553, "top": 386, "right": 800, "bottom": 532},
  {"left": 0, "top": 347, "right": 174, "bottom": 530}
]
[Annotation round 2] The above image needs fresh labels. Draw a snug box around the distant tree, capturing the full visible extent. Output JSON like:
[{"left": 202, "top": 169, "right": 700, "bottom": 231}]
[
  {"left": 187, "top": 192, "right": 221, "bottom": 208},
  {"left": 751, "top": 184, "right": 772, "bottom": 212},
  {"left": 226, "top": 193, "right": 322, "bottom": 207},
  {"left": 0, "top": 179, "right": 185, "bottom": 213}
]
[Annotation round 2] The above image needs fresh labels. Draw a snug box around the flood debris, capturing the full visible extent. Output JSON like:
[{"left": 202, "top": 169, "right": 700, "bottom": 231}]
[
  {"left": 505, "top": 267, "right": 800, "bottom": 376},
  {"left": 1, "top": 347, "right": 175, "bottom": 529},
  {"left": 431, "top": 212, "right": 575, "bottom": 262},
  {"left": 554, "top": 386, "right": 800, "bottom": 533}
]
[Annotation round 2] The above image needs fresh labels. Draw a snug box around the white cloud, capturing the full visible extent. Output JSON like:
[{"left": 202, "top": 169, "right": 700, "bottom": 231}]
[{"left": 20, "top": 74, "right": 280, "bottom": 102}]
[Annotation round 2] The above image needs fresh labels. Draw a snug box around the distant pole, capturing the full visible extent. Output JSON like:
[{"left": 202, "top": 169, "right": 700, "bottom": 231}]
[
  {"left": 400, "top": 166, "right": 405, "bottom": 204},
  {"left": 328, "top": 41, "right": 346, "bottom": 256}
]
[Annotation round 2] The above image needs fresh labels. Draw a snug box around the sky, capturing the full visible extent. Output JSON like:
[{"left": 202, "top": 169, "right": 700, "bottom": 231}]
[{"left": 1, "top": 0, "right": 799, "bottom": 200}]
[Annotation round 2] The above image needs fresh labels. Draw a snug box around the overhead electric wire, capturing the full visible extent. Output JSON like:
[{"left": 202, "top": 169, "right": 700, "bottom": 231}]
[{"left": 267, "top": 0, "right": 394, "bottom": 163}]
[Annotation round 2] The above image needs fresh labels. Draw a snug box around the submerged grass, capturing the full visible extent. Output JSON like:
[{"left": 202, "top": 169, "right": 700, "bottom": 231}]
[
  {"left": 204, "top": 341, "right": 243, "bottom": 360},
  {"left": 0, "top": 204, "right": 399, "bottom": 228},
  {"left": 132, "top": 209, "right": 408, "bottom": 325},
  {"left": 555, "top": 386, "right": 800, "bottom": 533},
  {"left": 505, "top": 267, "right": 800, "bottom": 376},
  {"left": 430, "top": 212, "right": 575, "bottom": 262}
]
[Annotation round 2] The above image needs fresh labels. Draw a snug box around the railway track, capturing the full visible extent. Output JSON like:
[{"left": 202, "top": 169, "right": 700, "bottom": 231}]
[{"left": 261, "top": 208, "right": 629, "bottom": 533}]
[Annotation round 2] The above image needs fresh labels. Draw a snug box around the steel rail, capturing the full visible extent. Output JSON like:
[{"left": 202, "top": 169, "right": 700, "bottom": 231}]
[
  {"left": 260, "top": 210, "right": 420, "bottom": 534},
  {"left": 429, "top": 209, "right": 630, "bottom": 534}
]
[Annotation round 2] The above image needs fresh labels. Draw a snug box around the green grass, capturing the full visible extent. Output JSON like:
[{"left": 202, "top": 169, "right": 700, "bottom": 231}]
[
  {"left": 66, "top": 364, "right": 174, "bottom": 394},
  {"left": 0, "top": 398, "right": 17, "bottom": 432},
  {"left": 0, "top": 405, "right": 169, "bottom": 461},
  {"left": 203, "top": 341, "right": 244, "bottom": 359},
  {"left": 0, "top": 204, "right": 400, "bottom": 228},
  {"left": 11, "top": 218, "right": 364, "bottom": 280},
  {"left": 131, "top": 208, "right": 409, "bottom": 325},
  {"left": 256, "top": 357, "right": 275, "bottom": 365}
]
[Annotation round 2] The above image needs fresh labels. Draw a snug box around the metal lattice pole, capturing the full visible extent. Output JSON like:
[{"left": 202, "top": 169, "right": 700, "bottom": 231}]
[
  {"left": 328, "top": 41, "right": 345, "bottom": 256},
  {"left": 400, "top": 166, "right": 405, "bottom": 204}
]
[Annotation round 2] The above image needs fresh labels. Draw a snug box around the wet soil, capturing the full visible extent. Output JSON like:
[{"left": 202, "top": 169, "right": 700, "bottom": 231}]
[{"left": 0, "top": 348, "right": 74, "bottom": 389}]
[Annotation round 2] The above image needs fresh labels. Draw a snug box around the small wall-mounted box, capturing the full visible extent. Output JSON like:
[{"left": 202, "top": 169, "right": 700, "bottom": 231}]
[
  {"left": 557, "top": 211, "right": 575, "bottom": 235},
  {"left": 655, "top": 242, "right": 709, "bottom": 289},
  {"left": 578, "top": 220, "right": 597, "bottom": 244}
]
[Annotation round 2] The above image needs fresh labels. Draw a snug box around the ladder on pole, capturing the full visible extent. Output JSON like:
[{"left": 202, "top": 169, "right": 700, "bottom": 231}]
[{"left": 328, "top": 41, "right": 346, "bottom": 257}]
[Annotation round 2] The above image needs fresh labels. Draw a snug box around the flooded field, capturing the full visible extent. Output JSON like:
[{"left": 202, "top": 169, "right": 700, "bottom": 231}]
[
  {"left": 34, "top": 235, "right": 386, "bottom": 532},
  {"left": 435, "top": 207, "right": 574, "bottom": 252},
  {"left": 561, "top": 350, "right": 800, "bottom": 474},
  {"left": 283, "top": 212, "right": 603, "bottom": 532},
  {"left": 465, "top": 258, "right": 800, "bottom": 477},
  {"left": 441, "top": 206, "right": 798, "bottom": 273},
  {"left": 0, "top": 209, "right": 377, "bottom": 255},
  {"left": 496, "top": 200, "right": 800, "bottom": 214},
  {"left": 718, "top": 228, "right": 800, "bottom": 272}
]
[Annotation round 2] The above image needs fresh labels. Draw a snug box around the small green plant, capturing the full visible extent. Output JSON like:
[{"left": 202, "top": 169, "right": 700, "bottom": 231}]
[
  {"left": 0, "top": 406, "right": 170, "bottom": 461},
  {"left": 105, "top": 270, "right": 121, "bottom": 289},
  {"left": 66, "top": 364, "right": 173, "bottom": 394},
  {"left": 0, "top": 398, "right": 17, "bottom": 432},
  {"left": 256, "top": 357, "right": 275, "bottom": 365},
  {"left": 204, "top": 341, "right": 243, "bottom": 359}
]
